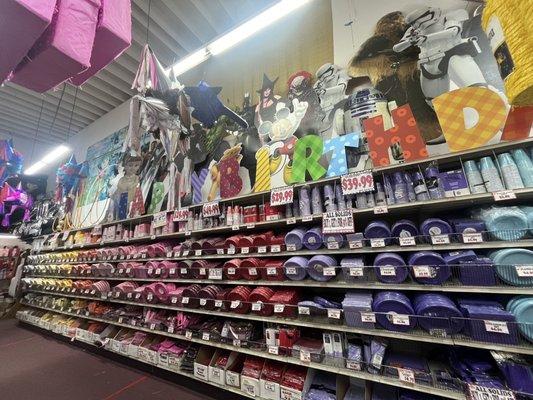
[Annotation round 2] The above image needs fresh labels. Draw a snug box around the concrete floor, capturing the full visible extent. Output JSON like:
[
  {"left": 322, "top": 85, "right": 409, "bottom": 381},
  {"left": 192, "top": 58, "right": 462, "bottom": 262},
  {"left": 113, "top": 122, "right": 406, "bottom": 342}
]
[{"left": 0, "top": 319, "right": 240, "bottom": 400}]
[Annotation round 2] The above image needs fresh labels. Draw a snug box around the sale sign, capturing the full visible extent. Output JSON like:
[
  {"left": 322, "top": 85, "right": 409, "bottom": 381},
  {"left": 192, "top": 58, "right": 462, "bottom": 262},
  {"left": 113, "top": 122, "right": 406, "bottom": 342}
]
[
  {"left": 270, "top": 186, "right": 294, "bottom": 206},
  {"left": 202, "top": 201, "right": 221, "bottom": 217},
  {"left": 322, "top": 209, "right": 354, "bottom": 234},
  {"left": 341, "top": 170, "right": 374, "bottom": 195}
]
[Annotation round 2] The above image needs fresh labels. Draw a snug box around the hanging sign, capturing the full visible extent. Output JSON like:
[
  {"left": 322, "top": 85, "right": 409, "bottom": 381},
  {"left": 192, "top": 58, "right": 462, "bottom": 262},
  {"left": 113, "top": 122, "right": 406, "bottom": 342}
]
[
  {"left": 270, "top": 185, "right": 294, "bottom": 206},
  {"left": 341, "top": 170, "right": 374, "bottom": 195},
  {"left": 322, "top": 209, "right": 354, "bottom": 234}
]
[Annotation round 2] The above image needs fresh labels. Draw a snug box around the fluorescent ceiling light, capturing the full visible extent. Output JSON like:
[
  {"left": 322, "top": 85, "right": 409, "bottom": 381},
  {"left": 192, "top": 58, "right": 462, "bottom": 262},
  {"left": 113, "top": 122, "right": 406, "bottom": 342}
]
[
  {"left": 0, "top": 234, "right": 19, "bottom": 239},
  {"left": 24, "top": 145, "right": 70, "bottom": 175},
  {"left": 166, "top": 0, "right": 311, "bottom": 76},
  {"left": 210, "top": 0, "right": 311, "bottom": 55}
]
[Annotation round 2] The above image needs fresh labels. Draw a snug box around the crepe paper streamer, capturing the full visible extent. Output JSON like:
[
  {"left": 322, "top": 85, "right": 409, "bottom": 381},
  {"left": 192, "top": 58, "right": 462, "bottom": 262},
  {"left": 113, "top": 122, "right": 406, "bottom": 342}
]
[
  {"left": 70, "top": 0, "right": 131, "bottom": 85},
  {"left": 482, "top": 0, "right": 533, "bottom": 106},
  {"left": 291, "top": 135, "right": 327, "bottom": 183},
  {"left": 364, "top": 104, "right": 427, "bottom": 167},
  {"left": 501, "top": 106, "right": 533, "bottom": 141},
  {"left": 192, "top": 168, "right": 208, "bottom": 204},
  {"left": 254, "top": 146, "right": 271, "bottom": 192},
  {"left": 12, "top": 0, "right": 101, "bottom": 92},
  {"left": 220, "top": 156, "right": 243, "bottom": 198},
  {"left": 323, "top": 132, "right": 360, "bottom": 177},
  {"left": 0, "top": 0, "right": 56, "bottom": 84},
  {"left": 433, "top": 87, "right": 508, "bottom": 152}
]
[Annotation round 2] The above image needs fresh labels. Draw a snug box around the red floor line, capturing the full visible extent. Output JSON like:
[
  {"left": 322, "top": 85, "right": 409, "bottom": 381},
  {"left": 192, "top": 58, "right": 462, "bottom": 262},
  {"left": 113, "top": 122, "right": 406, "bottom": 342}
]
[
  {"left": 0, "top": 336, "right": 37, "bottom": 348},
  {"left": 101, "top": 375, "right": 148, "bottom": 400}
]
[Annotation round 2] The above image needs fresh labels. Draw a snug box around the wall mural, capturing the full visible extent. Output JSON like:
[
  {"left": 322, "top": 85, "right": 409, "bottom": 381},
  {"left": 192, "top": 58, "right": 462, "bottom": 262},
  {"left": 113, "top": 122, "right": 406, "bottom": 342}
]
[{"left": 70, "top": 3, "right": 532, "bottom": 227}]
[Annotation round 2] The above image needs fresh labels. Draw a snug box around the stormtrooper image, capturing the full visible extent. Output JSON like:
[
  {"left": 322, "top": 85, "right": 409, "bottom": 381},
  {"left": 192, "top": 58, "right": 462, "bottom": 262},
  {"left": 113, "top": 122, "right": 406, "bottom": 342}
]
[{"left": 393, "top": 7, "right": 486, "bottom": 107}]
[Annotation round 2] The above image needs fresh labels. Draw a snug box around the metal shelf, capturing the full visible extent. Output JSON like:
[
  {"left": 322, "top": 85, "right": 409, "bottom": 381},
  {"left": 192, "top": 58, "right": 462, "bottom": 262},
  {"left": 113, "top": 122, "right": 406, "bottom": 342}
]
[
  {"left": 20, "top": 301, "right": 466, "bottom": 400},
  {"left": 26, "top": 289, "right": 533, "bottom": 355}
]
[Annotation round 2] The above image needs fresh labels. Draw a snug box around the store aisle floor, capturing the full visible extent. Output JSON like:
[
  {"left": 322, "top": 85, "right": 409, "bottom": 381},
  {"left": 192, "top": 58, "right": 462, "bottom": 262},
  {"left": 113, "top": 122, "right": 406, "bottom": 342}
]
[{"left": 0, "top": 319, "right": 229, "bottom": 400}]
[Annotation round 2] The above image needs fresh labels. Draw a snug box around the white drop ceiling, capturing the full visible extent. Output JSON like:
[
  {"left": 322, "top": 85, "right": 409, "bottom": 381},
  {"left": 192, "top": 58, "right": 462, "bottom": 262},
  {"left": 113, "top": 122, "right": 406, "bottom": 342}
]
[{"left": 0, "top": 0, "right": 276, "bottom": 149}]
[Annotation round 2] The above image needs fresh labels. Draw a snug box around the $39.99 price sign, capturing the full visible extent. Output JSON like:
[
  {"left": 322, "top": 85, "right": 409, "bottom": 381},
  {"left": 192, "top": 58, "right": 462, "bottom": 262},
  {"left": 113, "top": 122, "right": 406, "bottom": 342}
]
[
  {"left": 270, "top": 186, "right": 294, "bottom": 206},
  {"left": 341, "top": 170, "right": 374, "bottom": 195},
  {"left": 202, "top": 201, "right": 221, "bottom": 218},
  {"left": 173, "top": 208, "right": 189, "bottom": 221}
]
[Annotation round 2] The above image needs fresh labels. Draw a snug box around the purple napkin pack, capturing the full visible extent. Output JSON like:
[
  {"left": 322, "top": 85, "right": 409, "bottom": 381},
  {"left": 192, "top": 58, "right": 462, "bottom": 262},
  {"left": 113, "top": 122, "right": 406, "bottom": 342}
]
[
  {"left": 342, "top": 292, "right": 374, "bottom": 329},
  {"left": 444, "top": 251, "right": 496, "bottom": 286},
  {"left": 384, "top": 352, "right": 431, "bottom": 385},
  {"left": 438, "top": 169, "right": 470, "bottom": 197},
  {"left": 458, "top": 299, "right": 519, "bottom": 345}
]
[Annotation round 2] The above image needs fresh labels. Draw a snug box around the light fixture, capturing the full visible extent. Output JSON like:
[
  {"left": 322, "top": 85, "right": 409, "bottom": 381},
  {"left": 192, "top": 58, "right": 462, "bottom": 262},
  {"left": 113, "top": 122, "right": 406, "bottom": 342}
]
[
  {"left": 167, "top": 0, "right": 311, "bottom": 76},
  {"left": 0, "top": 234, "right": 20, "bottom": 239},
  {"left": 24, "top": 145, "right": 70, "bottom": 175},
  {"left": 209, "top": 0, "right": 311, "bottom": 55}
]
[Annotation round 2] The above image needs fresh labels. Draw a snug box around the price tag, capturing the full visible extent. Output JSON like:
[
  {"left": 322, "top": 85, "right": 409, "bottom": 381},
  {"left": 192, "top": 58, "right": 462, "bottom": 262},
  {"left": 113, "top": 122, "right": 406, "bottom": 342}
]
[
  {"left": 399, "top": 236, "right": 416, "bottom": 246},
  {"left": 463, "top": 232, "right": 483, "bottom": 243},
  {"left": 467, "top": 384, "right": 516, "bottom": 400},
  {"left": 327, "top": 309, "right": 341, "bottom": 319},
  {"left": 322, "top": 209, "right": 354, "bottom": 234},
  {"left": 155, "top": 268, "right": 161, "bottom": 275},
  {"left": 349, "top": 267, "right": 364, "bottom": 277},
  {"left": 412, "top": 265, "right": 434, "bottom": 278},
  {"left": 326, "top": 241, "right": 339, "bottom": 250},
  {"left": 373, "top": 205, "right": 388, "bottom": 214},
  {"left": 493, "top": 190, "right": 516, "bottom": 202},
  {"left": 271, "top": 245, "right": 281, "bottom": 253},
  {"left": 241, "top": 247, "right": 250, "bottom": 254},
  {"left": 216, "top": 248, "right": 225, "bottom": 255},
  {"left": 300, "top": 350, "right": 311, "bottom": 363},
  {"left": 341, "top": 170, "right": 374, "bottom": 195},
  {"left": 258, "top": 246, "right": 267, "bottom": 254},
  {"left": 298, "top": 306, "right": 310, "bottom": 315},
  {"left": 230, "top": 300, "right": 240, "bottom": 309},
  {"left": 150, "top": 323, "right": 157, "bottom": 330},
  {"left": 270, "top": 186, "right": 294, "bottom": 206},
  {"left": 349, "top": 240, "right": 363, "bottom": 249},
  {"left": 180, "top": 268, "right": 188, "bottom": 275},
  {"left": 302, "top": 215, "right": 313, "bottom": 222},
  {"left": 185, "top": 330, "right": 193, "bottom": 339},
  {"left": 182, "top": 250, "right": 190, "bottom": 256},
  {"left": 199, "top": 298, "right": 207, "bottom": 306},
  {"left": 429, "top": 329, "right": 448, "bottom": 338},
  {"left": 392, "top": 314, "right": 410, "bottom": 326},
  {"left": 361, "top": 312, "right": 376, "bottom": 323},
  {"left": 214, "top": 300, "right": 223, "bottom": 308},
  {"left": 286, "top": 267, "right": 297, "bottom": 275},
  {"left": 266, "top": 267, "right": 277, "bottom": 276},
  {"left": 484, "top": 320, "right": 509, "bottom": 334},
  {"left": 227, "top": 267, "right": 236, "bottom": 276},
  {"left": 208, "top": 269, "right": 222, "bottom": 280},
  {"left": 398, "top": 368, "right": 415, "bottom": 384},
  {"left": 231, "top": 225, "right": 240, "bottom": 231},
  {"left": 171, "top": 297, "right": 178, "bottom": 304},
  {"left": 227, "top": 247, "right": 236, "bottom": 255},
  {"left": 195, "top": 249, "right": 202, "bottom": 256},
  {"left": 118, "top": 317, "right": 124, "bottom": 324},
  {"left": 185, "top": 231, "right": 191, "bottom": 236},
  {"left": 246, "top": 223, "right": 255, "bottom": 229},
  {"left": 323, "top": 267, "right": 336, "bottom": 277},
  {"left": 233, "top": 339, "right": 241, "bottom": 347},
  {"left": 135, "top": 293, "right": 142, "bottom": 300},
  {"left": 286, "top": 244, "right": 296, "bottom": 251},
  {"left": 431, "top": 234, "right": 450, "bottom": 245},
  {"left": 168, "top": 326, "right": 175, "bottom": 334},
  {"left": 202, "top": 201, "right": 221, "bottom": 217},
  {"left": 173, "top": 208, "right": 189, "bottom": 222},
  {"left": 274, "top": 304, "right": 285, "bottom": 313},
  {"left": 286, "top": 217, "right": 296, "bottom": 225},
  {"left": 515, "top": 265, "right": 533, "bottom": 277},
  {"left": 199, "top": 268, "right": 206, "bottom": 276},
  {"left": 380, "top": 266, "right": 396, "bottom": 276},
  {"left": 202, "top": 332, "right": 210, "bottom": 341},
  {"left": 147, "top": 293, "right": 154, "bottom": 301},
  {"left": 182, "top": 297, "right": 189, "bottom": 304},
  {"left": 252, "top": 302, "right": 262, "bottom": 311},
  {"left": 93, "top": 225, "right": 102, "bottom": 235},
  {"left": 346, "top": 361, "right": 361, "bottom": 371},
  {"left": 370, "top": 238, "right": 385, "bottom": 248},
  {"left": 268, "top": 346, "right": 279, "bottom": 355},
  {"left": 248, "top": 267, "right": 257, "bottom": 276},
  {"left": 141, "top": 253, "right": 147, "bottom": 259}
]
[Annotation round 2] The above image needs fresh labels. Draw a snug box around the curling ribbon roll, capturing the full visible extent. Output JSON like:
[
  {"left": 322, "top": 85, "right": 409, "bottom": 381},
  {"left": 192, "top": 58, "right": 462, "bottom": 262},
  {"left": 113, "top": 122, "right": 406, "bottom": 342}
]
[{"left": 482, "top": 0, "right": 533, "bottom": 106}]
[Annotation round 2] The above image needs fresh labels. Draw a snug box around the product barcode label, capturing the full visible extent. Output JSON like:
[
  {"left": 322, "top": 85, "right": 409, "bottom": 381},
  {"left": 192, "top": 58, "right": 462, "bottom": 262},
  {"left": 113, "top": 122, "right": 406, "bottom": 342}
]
[
  {"left": 399, "top": 236, "right": 416, "bottom": 246},
  {"left": 484, "top": 320, "right": 509, "bottom": 334}
]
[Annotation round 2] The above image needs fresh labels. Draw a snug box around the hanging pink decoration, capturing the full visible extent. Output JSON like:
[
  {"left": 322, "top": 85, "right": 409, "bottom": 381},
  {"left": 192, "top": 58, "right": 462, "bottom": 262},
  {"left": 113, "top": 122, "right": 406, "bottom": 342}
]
[
  {"left": 0, "top": 0, "right": 56, "bottom": 84},
  {"left": 0, "top": 183, "right": 32, "bottom": 227}
]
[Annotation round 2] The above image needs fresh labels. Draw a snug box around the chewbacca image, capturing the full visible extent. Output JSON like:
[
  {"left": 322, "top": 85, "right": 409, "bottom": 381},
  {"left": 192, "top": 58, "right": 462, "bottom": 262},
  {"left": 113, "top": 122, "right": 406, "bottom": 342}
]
[{"left": 348, "top": 11, "right": 443, "bottom": 143}]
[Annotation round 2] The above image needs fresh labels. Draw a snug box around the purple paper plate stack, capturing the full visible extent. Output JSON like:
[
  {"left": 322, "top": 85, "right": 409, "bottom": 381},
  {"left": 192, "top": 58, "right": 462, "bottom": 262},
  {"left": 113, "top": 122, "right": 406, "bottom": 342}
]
[
  {"left": 284, "top": 228, "right": 306, "bottom": 251},
  {"left": 374, "top": 253, "right": 409, "bottom": 283},
  {"left": 373, "top": 291, "right": 417, "bottom": 332},
  {"left": 364, "top": 221, "right": 392, "bottom": 244},
  {"left": 302, "top": 227, "right": 323, "bottom": 250},
  {"left": 283, "top": 256, "right": 309, "bottom": 281},
  {"left": 420, "top": 218, "right": 452, "bottom": 241},
  {"left": 391, "top": 219, "right": 419, "bottom": 243},
  {"left": 458, "top": 299, "right": 519, "bottom": 345},
  {"left": 413, "top": 293, "right": 464, "bottom": 334},
  {"left": 308, "top": 255, "right": 336, "bottom": 282},
  {"left": 342, "top": 292, "right": 374, "bottom": 329},
  {"left": 408, "top": 251, "right": 450, "bottom": 285},
  {"left": 323, "top": 233, "right": 346, "bottom": 248}
]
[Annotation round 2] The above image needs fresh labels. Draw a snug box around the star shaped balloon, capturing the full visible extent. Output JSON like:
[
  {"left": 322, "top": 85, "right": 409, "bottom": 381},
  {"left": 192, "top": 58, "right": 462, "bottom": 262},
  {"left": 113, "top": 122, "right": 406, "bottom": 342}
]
[
  {"left": 0, "top": 139, "right": 23, "bottom": 187},
  {"left": 55, "top": 155, "right": 86, "bottom": 201}
]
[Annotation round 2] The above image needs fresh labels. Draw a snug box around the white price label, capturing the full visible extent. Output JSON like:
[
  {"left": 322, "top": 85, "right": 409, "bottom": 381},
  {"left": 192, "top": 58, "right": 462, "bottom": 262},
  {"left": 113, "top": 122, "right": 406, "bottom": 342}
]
[
  {"left": 202, "top": 201, "right": 221, "bottom": 217},
  {"left": 248, "top": 267, "right": 257, "bottom": 276},
  {"left": 349, "top": 240, "right": 363, "bottom": 249},
  {"left": 150, "top": 323, "right": 156, "bottom": 330},
  {"left": 252, "top": 302, "right": 262, "bottom": 311},
  {"left": 349, "top": 267, "right": 364, "bottom": 277},
  {"left": 322, "top": 209, "right": 354, "bottom": 234},
  {"left": 392, "top": 314, "right": 410, "bottom": 325},
  {"left": 323, "top": 267, "right": 336, "bottom": 276},
  {"left": 286, "top": 267, "right": 297, "bottom": 275},
  {"left": 341, "top": 170, "right": 374, "bottom": 195},
  {"left": 370, "top": 238, "right": 386, "bottom": 248},
  {"left": 271, "top": 245, "right": 281, "bottom": 253},
  {"left": 171, "top": 297, "right": 178, "bottom": 304},
  {"left": 227, "top": 267, "right": 236, "bottom": 276},
  {"left": 153, "top": 211, "right": 168, "bottom": 228},
  {"left": 180, "top": 268, "right": 188, "bottom": 275},
  {"left": 270, "top": 186, "right": 294, "bottom": 206},
  {"left": 467, "top": 384, "right": 516, "bottom": 400},
  {"left": 274, "top": 304, "right": 285, "bottom": 313},
  {"left": 327, "top": 309, "right": 341, "bottom": 319},
  {"left": 361, "top": 312, "right": 376, "bottom": 323},
  {"left": 300, "top": 350, "right": 311, "bottom": 362},
  {"left": 268, "top": 346, "right": 279, "bottom": 355},
  {"left": 484, "top": 320, "right": 509, "bottom": 334},
  {"left": 399, "top": 236, "right": 416, "bottom": 246},
  {"left": 246, "top": 224, "right": 255, "bottom": 229},
  {"left": 266, "top": 267, "right": 277, "bottom": 276},
  {"left": 326, "top": 241, "right": 339, "bottom": 250},
  {"left": 232, "top": 225, "right": 240, "bottom": 231},
  {"left": 493, "top": 190, "right": 516, "bottom": 202},
  {"left": 515, "top": 265, "right": 533, "bottom": 277},
  {"left": 346, "top": 361, "right": 361, "bottom": 371},
  {"left": 216, "top": 248, "right": 225, "bottom": 255},
  {"left": 147, "top": 293, "right": 154, "bottom": 301},
  {"left": 431, "top": 235, "right": 450, "bottom": 245},
  {"left": 155, "top": 268, "right": 161, "bottom": 275},
  {"left": 169, "top": 268, "right": 176, "bottom": 275},
  {"left": 185, "top": 331, "right": 193, "bottom": 339},
  {"left": 208, "top": 269, "right": 222, "bottom": 280},
  {"left": 182, "top": 297, "right": 189, "bottom": 304},
  {"left": 199, "top": 299, "right": 207, "bottom": 306},
  {"left": 412, "top": 266, "right": 433, "bottom": 278},
  {"left": 182, "top": 250, "right": 190, "bottom": 256},
  {"left": 286, "top": 244, "right": 297, "bottom": 251},
  {"left": 202, "top": 332, "right": 210, "bottom": 341},
  {"left": 302, "top": 215, "right": 313, "bottom": 222},
  {"left": 214, "top": 300, "right": 223, "bottom": 308},
  {"left": 241, "top": 247, "right": 250, "bottom": 254},
  {"left": 298, "top": 306, "right": 310, "bottom": 315},
  {"left": 286, "top": 217, "right": 296, "bottom": 225},
  {"left": 199, "top": 268, "right": 206, "bottom": 276},
  {"left": 227, "top": 247, "right": 236, "bottom": 255},
  {"left": 380, "top": 266, "right": 396, "bottom": 276},
  {"left": 167, "top": 326, "right": 174, "bottom": 333},
  {"left": 233, "top": 339, "right": 241, "bottom": 347},
  {"left": 373, "top": 205, "right": 388, "bottom": 214},
  {"left": 463, "top": 232, "right": 483, "bottom": 243},
  {"left": 195, "top": 249, "right": 202, "bottom": 256},
  {"left": 258, "top": 246, "right": 267, "bottom": 254},
  {"left": 398, "top": 368, "right": 415, "bottom": 384},
  {"left": 173, "top": 208, "right": 189, "bottom": 222},
  {"left": 230, "top": 300, "right": 240, "bottom": 309}
]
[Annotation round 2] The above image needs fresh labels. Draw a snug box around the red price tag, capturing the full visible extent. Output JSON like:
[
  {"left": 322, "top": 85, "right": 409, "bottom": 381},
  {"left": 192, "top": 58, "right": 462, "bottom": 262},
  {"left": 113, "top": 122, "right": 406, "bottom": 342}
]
[
  {"left": 341, "top": 170, "right": 374, "bottom": 195},
  {"left": 202, "top": 201, "right": 221, "bottom": 217},
  {"left": 173, "top": 208, "right": 189, "bottom": 222},
  {"left": 270, "top": 186, "right": 294, "bottom": 206}
]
